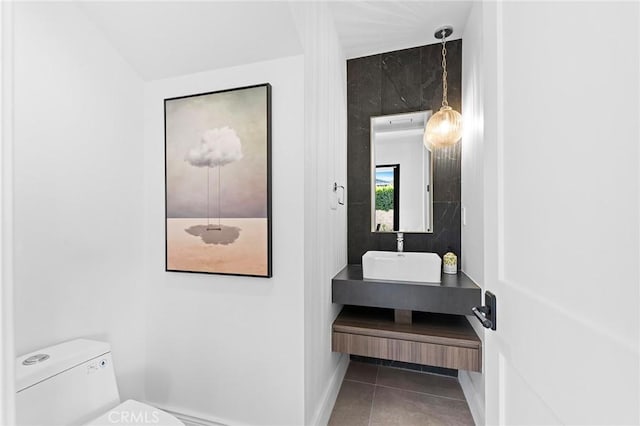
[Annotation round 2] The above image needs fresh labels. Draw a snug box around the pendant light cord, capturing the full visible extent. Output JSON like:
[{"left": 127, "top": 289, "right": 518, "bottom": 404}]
[{"left": 441, "top": 30, "right": 449, "bottom": 108}]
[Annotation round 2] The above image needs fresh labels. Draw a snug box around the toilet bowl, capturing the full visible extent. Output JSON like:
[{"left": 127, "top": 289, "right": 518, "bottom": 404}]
[{"left": 15, "top": 339, "right": 184, "bottom": 426}]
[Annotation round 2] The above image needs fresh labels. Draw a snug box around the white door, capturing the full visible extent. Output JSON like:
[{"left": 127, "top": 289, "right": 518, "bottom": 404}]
[{"left": 482, "top": 2, "right": 639, "bottom": 424}]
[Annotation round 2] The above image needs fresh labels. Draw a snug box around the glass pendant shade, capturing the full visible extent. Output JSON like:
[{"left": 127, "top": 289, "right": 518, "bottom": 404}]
[{"left": 424, "top": 106, "right": 462, "bottom": 148}]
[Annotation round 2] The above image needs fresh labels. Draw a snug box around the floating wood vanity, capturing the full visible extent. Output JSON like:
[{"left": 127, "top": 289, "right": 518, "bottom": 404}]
[{"left": 331, "top": 265, "right": 482, "bottom": 372}]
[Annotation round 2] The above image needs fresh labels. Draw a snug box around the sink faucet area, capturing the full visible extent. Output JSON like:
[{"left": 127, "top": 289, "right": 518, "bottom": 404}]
[{"left": 362, "top": 250, "right": 442, "bottom": 283}]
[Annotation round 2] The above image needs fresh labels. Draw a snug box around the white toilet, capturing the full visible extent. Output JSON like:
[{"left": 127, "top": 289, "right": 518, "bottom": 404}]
[{"left": 16, "top": 339, "right": 184, "bottom": 425}]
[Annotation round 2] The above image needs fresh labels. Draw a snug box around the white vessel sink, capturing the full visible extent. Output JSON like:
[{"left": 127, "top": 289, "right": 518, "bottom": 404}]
[{"left": 362, "top": 251, "right": 442, "bottom": 283}]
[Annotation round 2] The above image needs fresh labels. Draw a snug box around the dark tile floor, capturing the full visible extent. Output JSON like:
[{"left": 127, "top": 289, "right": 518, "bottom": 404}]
[{"left": 329, "top": 361, "right": 474, "bottom": 426}]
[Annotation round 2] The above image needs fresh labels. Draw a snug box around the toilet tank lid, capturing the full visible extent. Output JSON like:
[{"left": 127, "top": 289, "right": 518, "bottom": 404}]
[{"left": 16, "top": 339, "right": 111, "bottom": 392}]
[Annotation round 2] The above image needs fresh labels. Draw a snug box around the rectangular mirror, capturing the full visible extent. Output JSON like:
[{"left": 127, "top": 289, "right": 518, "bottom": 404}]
[{"left": 370, "top": 110, "right": 433, "bottom": 233}]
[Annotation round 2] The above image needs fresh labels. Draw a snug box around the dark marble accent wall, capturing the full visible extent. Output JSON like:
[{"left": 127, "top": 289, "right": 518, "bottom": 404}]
[{"left": 347, "top": 41, "right": 462, "bottom": 264}]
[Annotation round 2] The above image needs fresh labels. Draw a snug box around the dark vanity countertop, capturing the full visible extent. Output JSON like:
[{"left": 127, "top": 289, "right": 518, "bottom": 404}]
[
  {"left": 332, "top": 265, "right": 481, "bottom": 316},
  {"left": 333, "top": 264, "right": 479, "bottom": 289}
]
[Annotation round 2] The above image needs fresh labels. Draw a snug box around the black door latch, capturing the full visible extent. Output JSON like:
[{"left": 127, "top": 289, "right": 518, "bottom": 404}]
[{"left": 472, "top": 291, "right": 497, "bottom": 330}]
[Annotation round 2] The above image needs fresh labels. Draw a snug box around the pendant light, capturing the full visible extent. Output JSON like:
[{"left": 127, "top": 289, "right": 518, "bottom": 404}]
[{"left": 424, "top": 26, "right": 462, "bottom": 148}]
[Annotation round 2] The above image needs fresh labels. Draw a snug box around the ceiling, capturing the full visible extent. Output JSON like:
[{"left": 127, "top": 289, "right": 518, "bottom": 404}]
[
  {"left": 77, "top": 1, "right": 303, "bottom": 81},
  {"left": 329, "top": 1, "right": 472, "bottom": 59},
  {"left": 77, "top": 1, "right": 472, "bottom": 80}
]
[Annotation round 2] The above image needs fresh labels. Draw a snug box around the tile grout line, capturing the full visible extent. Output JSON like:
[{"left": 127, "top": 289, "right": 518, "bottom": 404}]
[
  {"left": 353, "top": 361, "right": 458, "bottom": 379},
  {"left": 351, "top": 362, "right": 457, "bottom": 377},
  {"left": 344, "top": 371, "right": 466, "bottom": 402},
  {"left": 343, "top": 378, "right": 376, "bottom": 386},
  {"left": 374, "top": 383, "right": 467, "bottom": 402},
  {"left": 341, "top": 363, "right": 473, "bottom": 425},
  {"left": 345, "top": 376, "right": 466, "bottom": 402},
  {"left": 367, "top": 365, "right": 380, "bottom": 426}
]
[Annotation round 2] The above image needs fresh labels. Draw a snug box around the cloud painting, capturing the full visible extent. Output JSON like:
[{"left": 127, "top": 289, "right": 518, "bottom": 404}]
[
  {"left": 165, "top": 84, "right": 271, "bottom": 277},
  {"left": 185, "top": 127, "right": 243, "bottom": 168}
]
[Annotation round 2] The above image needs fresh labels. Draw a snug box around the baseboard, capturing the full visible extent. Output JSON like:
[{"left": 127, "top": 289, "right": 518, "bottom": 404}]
[
  {"left": 310, "top": 354, "right": 349, "bottom": 426},
  {"left": 459, "top": 370, "right": 485, "bottom": 426}
]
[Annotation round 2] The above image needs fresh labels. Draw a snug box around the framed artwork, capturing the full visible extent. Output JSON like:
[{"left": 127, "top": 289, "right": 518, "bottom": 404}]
[{"left": 164, "top": 83, "right": 272, "bottom": 277}]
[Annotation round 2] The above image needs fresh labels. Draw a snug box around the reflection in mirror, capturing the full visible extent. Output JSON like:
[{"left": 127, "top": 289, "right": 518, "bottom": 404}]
[
  {"left": 375, "top": 164, "right": 400, "bottom": 231},
  {"left": 371, "top": 111, "right": 433, "bottom": 233}
]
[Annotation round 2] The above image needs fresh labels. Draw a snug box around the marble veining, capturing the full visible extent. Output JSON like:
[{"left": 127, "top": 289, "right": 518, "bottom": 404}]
[{"left": 347, "top": 41, "right": 462, "bottom": 264}]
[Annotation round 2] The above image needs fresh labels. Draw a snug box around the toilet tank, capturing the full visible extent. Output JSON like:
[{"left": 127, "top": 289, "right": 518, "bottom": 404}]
[{"left": 16, "top": 339, "right": 120, "bottom": 426}]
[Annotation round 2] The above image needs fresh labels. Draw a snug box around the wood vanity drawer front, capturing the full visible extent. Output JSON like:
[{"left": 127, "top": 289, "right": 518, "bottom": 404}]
[{"left": 332, "top": 332, "right": 481, "bottom": 372}]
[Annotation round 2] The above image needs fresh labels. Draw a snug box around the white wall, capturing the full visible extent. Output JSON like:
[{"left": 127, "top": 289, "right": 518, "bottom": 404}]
[
  {"left": 10, "top": 4, "right": 346, "bottom": 425},
  {"left": 0, "top": 1, "right": 16, "bottom": 423},
  {"left": 459, "top": 2, "right": 486, "bottom": 425},
  {"left": 142, "top": 56, "right": 306, "bottom": 426},
  {"left": 290, "top": 3, "right": 349, "bottom": 425},
  {"left": 375, "top": 134, "right": 428, "bottom": 231},
  {"left": 12, "top": 2, "right": 146, "bottom": 401}
]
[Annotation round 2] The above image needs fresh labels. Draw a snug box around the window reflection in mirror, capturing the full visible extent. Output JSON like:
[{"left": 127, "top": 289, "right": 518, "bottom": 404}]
[
  {"left": 375, "top": 164, "right": 399, "bottom": 231},
  {"left": 370, "top": 111, "right": 433, "bottom": 233}
]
